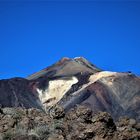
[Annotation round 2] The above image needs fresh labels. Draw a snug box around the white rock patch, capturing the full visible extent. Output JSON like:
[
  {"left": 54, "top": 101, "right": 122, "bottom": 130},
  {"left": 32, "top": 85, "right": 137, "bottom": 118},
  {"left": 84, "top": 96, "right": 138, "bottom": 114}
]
[
  {"left": 89, "top": 71, "right": 119, "bottom": 83},
  {"left": 36, "top": 77, "right": 78, "bottom": 108}
]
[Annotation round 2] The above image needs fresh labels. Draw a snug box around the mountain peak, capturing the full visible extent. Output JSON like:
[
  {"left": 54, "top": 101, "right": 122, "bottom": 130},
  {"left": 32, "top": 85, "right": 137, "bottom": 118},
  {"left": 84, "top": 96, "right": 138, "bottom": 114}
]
[
  {"left": 74, "top": 56, "right": 87, "bottom": 60},
  {"left": 57, "top": 57, "right": 70, "bottom": 64},
  {"left": 27, "top": 57, "right": 101, "bottom": 80}
]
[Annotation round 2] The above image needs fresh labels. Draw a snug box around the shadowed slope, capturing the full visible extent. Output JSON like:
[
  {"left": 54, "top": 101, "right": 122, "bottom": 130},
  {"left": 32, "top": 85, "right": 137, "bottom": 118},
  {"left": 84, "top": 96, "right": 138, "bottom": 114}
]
[{"left": 0, "top": 78, "right": 42, "bottom": 109}]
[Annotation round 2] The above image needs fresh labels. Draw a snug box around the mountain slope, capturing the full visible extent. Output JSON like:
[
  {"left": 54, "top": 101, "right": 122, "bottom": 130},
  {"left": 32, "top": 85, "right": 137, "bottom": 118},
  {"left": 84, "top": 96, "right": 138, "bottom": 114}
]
[
  {"left": 0, "top": 57, "right": 139, "bottom": 121},
  {"left": 27, "top": 57, "right": 101, "bottom": 80}
]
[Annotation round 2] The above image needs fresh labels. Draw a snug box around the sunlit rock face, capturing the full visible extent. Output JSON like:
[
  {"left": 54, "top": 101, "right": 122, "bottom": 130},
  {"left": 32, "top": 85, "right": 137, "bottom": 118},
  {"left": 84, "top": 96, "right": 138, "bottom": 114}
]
[
  {"left": 36, "top": 77, "right": 78, "bottom": 109},
  {"left": 0, "top": 57, "right": 140, "bottom": 121}
]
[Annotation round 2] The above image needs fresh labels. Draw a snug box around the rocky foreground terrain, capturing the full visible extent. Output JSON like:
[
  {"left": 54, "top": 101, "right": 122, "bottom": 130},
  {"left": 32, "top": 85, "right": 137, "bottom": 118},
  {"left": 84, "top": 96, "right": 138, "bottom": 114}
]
[
  {"left": 0, "top": 105, "right": 140, "bottom": 140},
  {"left": 0, "top": 57, "right": 140, "bottom": 139}
]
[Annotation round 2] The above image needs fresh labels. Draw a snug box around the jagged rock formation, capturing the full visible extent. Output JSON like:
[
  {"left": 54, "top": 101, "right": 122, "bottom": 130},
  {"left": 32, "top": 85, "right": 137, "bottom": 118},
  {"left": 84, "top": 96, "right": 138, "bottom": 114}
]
[
  {"left": 0, "top": 105, "right": 140, "bottom": 140},
  {"left": 0, "top": 57, "right": 140, "bottom": 122}
]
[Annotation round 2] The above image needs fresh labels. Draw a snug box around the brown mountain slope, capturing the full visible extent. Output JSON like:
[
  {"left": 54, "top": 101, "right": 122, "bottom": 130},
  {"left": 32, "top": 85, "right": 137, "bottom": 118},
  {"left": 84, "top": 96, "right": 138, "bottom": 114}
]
[{"left": 0, "top": 57, "right": 139, "bottom": 122}]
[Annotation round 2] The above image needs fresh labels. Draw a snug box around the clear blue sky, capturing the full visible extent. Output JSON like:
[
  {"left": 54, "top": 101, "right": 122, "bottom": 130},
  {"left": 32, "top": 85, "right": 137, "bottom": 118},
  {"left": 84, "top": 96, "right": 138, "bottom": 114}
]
[{"left": 0, "top": 0, "right": 140, "bottom": 79}]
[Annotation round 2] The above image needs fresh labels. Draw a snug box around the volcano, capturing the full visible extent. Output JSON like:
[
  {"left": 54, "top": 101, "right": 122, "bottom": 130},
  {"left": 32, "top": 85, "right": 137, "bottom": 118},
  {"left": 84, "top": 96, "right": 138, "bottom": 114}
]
[{"left": 0, "top": 57, "right": 140, "bottom": 121}]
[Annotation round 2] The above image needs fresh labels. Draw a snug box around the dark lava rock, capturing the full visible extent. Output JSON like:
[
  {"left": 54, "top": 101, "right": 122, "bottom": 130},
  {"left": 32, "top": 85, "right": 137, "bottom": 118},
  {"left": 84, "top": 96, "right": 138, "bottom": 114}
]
[{"left": 0, "top": 105, "right": 140, "bottom": 140}]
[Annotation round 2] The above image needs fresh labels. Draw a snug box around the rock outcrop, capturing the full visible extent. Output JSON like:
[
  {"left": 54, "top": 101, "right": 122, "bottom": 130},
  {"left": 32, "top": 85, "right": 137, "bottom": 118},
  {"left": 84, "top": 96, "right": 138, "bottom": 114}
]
[{"left": 0, "top": 105, "right": 140, "bottom": 140}]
